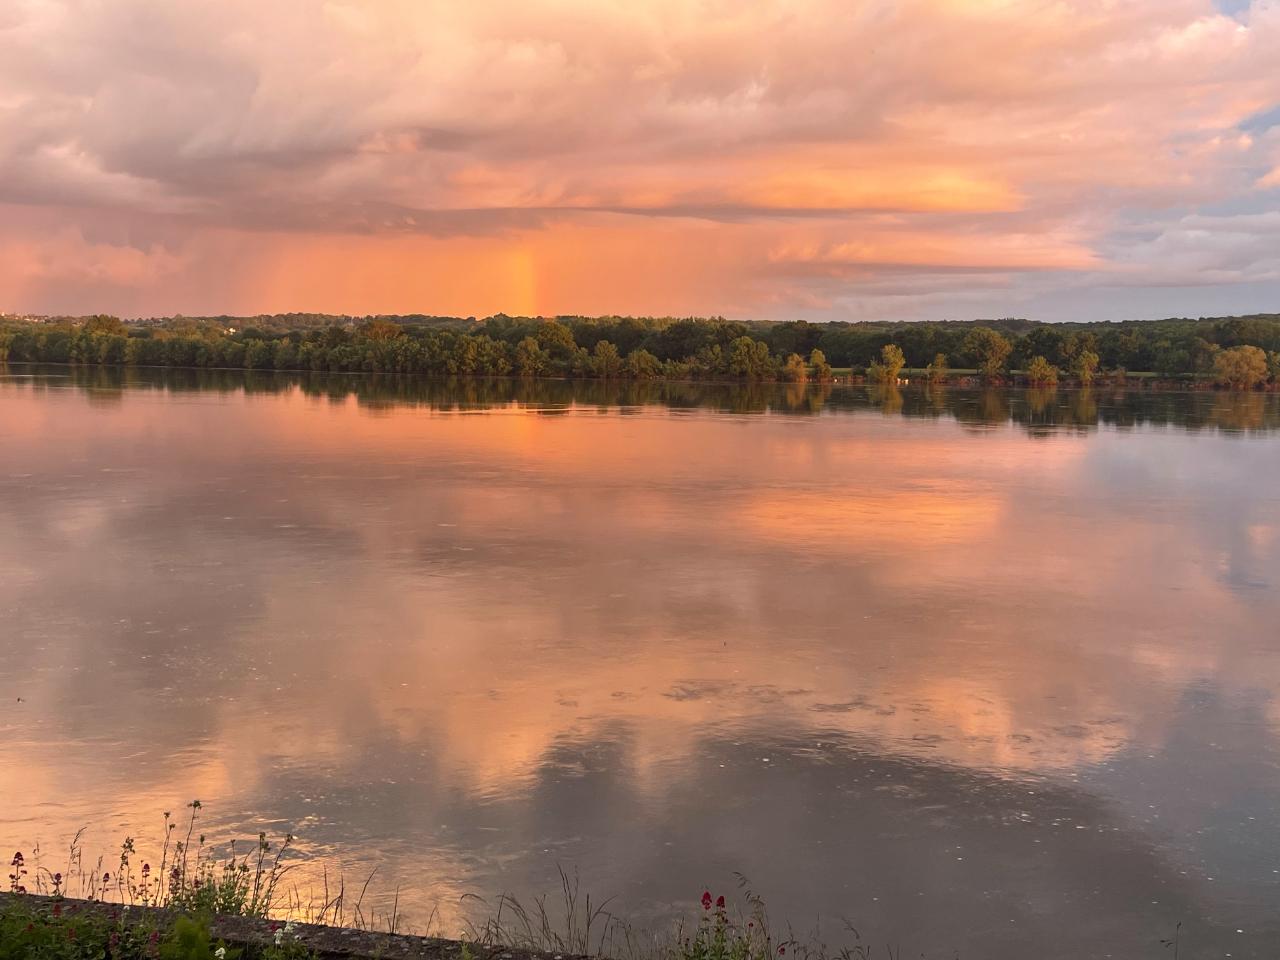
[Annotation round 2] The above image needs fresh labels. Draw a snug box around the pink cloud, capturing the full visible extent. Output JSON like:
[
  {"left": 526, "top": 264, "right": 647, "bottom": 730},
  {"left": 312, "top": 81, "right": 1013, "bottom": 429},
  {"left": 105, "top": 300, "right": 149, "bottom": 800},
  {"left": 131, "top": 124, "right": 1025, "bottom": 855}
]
[{"left": 0, "top": 0, "right": 1277, "bottom": 318}]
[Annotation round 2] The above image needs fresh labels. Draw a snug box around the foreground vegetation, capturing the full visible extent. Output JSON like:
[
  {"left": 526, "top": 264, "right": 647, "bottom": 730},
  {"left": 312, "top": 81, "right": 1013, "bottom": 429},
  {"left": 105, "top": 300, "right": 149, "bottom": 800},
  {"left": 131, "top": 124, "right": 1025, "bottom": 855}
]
[
  {"left": 4, "top": 312, "right": 1280, "bottom": 388},
  {"left": 4, "top": 805, "right": 891, "bottom": 960}
]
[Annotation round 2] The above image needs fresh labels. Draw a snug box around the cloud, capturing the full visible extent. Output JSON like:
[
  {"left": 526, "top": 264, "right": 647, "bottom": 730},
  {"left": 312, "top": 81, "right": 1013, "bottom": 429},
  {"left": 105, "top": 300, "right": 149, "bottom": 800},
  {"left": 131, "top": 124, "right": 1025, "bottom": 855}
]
[{"left": 1, "top": 0, "right": 1278, "bottom": 318}]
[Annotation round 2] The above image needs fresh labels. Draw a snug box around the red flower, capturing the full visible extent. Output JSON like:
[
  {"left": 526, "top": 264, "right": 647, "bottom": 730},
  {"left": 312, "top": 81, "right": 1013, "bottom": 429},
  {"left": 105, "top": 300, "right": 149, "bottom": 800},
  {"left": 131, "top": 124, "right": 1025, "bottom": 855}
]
[
  {"left": 716, "top": 895, "right": 725, "bottom": 909},
  {"left": 778, "top": 948, "right": 786, "bottom": 955},
  {"left": 701, "top": 891, "right": 713, "bottom": 910}
]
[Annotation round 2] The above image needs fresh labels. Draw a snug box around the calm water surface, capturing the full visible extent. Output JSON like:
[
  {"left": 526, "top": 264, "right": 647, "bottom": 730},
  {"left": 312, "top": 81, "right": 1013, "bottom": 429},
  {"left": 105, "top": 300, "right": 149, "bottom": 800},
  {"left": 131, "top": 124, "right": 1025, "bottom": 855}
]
[{"left": 3, "top": 367, "right": 1280, "bottom": 959}]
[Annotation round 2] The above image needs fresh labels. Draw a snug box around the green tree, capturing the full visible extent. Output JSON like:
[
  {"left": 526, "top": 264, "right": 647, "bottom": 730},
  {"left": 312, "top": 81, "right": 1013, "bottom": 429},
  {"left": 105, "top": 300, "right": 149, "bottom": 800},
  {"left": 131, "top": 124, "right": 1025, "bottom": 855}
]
[
  {"left": 82, "top": 314, "right": 125, "bottom": 336},
  {"left": 514, "top": 336, "right": 550, "bottom": 377},
  {"left": 867, "top": 343, "right": 905, "bottom": 383},
  {"left": 1026, "top": 355, "right": 1059, "bottom": 385},
  {"left": 728, "top": 336, "right": 774, "bottom": 380},
  {"left": 925, "top": 352, "right": 949, "bottom": 384},
  {"left": 809, "top": 348, "right": 832, "bottom": 381},
  {"left": 591, "top": 340, "right": 623, "bottom": 378},
  {"left": 782, "top": 353, "right": 808, "bottom": 382},
  {"left": 96, "top": 334, "right": 128, "bottom": 365},
  {"left": 964, "top": 327, "right": 1012, "bottom": 380},
  {"left": 243, "top": 339, "right": 274, "bottom": 369},
  {"left": 534, "top": 320, "right": 579, "bottom": 362},
  {"left": 474, "top": 334, "right": 512, "bottom": 376},
  {"left": 360, "top": 318, "right": 404, "bottom": 341},
  {"left": 273, "top": 339, "right": 299, "bottom": 370},
  {"left": 625, "top": 347, "right": 661, "bottom": 379},
  {"left": 1213, "top": 345, "right": 1269, "bottom": 389},
  {"left": 1073, "top": 350, "right": 1099, "bottom": 384}
]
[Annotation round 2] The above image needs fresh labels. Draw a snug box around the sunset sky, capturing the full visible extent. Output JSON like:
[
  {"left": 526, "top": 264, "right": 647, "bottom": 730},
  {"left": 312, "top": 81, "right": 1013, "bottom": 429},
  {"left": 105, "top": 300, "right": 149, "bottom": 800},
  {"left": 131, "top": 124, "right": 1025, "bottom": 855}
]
[{"left": 2, "top": 0, "right": 1279, "bottom": 322}]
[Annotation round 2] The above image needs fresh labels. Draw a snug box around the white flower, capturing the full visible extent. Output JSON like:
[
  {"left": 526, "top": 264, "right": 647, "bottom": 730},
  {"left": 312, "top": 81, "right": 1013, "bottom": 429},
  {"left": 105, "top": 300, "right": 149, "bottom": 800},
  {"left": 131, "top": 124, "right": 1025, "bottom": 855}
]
[
  {"left": 215, "top": 947, "right": 226, "bottom": 959},
  {"left": 274, "top": 930, "right": 284, "bottom": 946},
  {"left": 284, "top": 921, "right": 296, "bottom": 935}
]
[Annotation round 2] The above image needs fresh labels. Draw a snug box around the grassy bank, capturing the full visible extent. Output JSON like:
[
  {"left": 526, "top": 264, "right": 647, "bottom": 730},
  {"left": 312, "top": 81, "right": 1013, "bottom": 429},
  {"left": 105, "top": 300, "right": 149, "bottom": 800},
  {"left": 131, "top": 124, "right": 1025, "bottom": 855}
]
[{"left": 4, "top": 804, "right": 889, "bottom": 960}]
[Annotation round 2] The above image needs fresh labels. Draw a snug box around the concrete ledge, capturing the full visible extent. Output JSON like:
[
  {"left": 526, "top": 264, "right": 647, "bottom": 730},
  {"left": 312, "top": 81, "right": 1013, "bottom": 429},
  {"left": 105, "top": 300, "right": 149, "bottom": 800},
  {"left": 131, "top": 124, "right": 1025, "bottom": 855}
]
[{"left": 0, "top": 893, "right": 594, "bottom": 960}]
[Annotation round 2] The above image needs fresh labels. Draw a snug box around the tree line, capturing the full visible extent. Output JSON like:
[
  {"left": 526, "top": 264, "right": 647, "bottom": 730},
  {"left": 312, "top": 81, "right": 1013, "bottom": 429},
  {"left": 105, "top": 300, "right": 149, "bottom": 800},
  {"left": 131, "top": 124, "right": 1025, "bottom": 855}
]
[{"left": 3, "top": 312, "right": 1280, "bottom": 387}]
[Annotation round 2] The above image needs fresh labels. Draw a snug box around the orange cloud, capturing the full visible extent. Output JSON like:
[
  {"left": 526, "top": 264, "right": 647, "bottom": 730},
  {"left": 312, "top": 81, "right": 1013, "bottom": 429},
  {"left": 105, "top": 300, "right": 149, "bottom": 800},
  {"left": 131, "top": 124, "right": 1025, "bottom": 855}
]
[{"left": 0, "top": 0, "right": 1277, "bottom": 318}]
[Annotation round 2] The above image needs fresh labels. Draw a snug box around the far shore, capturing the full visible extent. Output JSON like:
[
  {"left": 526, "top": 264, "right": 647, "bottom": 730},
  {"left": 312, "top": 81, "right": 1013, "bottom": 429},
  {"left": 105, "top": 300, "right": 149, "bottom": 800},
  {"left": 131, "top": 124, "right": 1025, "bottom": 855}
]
[{"left": 3, "top": 358, "right": 1275, "bottom": 394}]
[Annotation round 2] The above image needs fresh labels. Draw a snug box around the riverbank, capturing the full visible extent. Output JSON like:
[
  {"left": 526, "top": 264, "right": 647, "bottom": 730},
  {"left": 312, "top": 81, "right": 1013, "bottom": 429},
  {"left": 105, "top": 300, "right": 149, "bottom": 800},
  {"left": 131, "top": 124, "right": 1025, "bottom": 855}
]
[
  {"left": 4, "top": 357, "right": 1279, "bottom": 393},
  {"left": 1, "top": 893, "right": 553, "bottom": 960}
]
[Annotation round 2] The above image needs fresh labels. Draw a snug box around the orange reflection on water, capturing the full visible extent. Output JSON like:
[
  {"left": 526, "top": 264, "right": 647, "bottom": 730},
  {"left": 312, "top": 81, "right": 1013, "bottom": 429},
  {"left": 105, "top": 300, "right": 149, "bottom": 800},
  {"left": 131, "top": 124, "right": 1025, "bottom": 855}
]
[{"left": 2, "top": 374, "right": 1280, "bottom": 942}]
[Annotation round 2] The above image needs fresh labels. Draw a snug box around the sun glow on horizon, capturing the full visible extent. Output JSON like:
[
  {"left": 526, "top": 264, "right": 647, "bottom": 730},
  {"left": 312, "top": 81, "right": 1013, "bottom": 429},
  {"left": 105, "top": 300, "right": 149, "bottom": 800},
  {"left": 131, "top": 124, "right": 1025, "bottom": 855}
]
[{"left": 0, "top": 0, "right": 1277, "bottom": 321}]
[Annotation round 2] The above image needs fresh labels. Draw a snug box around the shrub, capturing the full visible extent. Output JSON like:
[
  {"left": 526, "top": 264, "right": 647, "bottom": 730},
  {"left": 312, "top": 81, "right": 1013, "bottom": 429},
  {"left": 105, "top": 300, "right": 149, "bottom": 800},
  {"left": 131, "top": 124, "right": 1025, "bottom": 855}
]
[
  {"left": 1214, "top": 345, "right": 1269, "bottom": 389},
  {"left": 1026, "top": 355, "right": 1059, "bottom": 386}
]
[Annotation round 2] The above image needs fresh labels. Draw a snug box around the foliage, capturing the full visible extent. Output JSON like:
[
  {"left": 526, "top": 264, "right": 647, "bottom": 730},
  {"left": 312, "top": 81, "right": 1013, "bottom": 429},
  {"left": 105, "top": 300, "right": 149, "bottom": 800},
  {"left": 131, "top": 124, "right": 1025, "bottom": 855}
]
[
  {"left": 808, "top": 349, "right": 831, "bottom": 382},
  {"left": 963, "top": 327, "right": 1012, "bottom": 381},
  {"left": 925, "top": 352, "right": 948, "bottom": 384},
  {"left": 159, "top": 917, "right": 238, "bottom": 960},
  {"left": 0, "top": 901, "right": 313, "bottom": 960},
  {"left": 1025, "top": 355, "right": 1059, "bottom": 386},
  {"left": 866, "top": 344, "right": 905, "bottom": 383},
  {"left": 626, "top": 348, "right": 662, "bottom": 379},
  {"left": 675, "top": 891, "right": 775, "bottom": 960},
  {"left": 727, "top": 337, "right": 776, "bottom": 380},
  {"left": 7, "top": 312, "right": 1280, "bottom": 382},
  {"left": 781, "top": 354, "right": 808, "bottom": 382},
  {"left": 1213, "top": 345, "right": 1269, "bottom": 389},
  {"left": 514, "top": 337, "right": 550, "bottom": 377},
  {"left": 0, "top": 899, "right": 156, "bottom": 960},
  {"left": 592, "top": 341, "right": 624, "bottom": 378},
  {"left": 1061, "top": 333, "right": 1100, "bottom": 384},
  {"left": 7, "top": 803, "right": 294, "bottom": 921}
]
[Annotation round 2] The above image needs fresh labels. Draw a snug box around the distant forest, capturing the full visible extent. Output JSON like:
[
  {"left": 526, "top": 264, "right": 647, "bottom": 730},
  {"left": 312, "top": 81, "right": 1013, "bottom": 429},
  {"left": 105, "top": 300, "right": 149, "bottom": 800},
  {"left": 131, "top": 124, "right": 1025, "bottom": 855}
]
[{"left": 3, "top": 312, "right": 1280, "bottom": 387}]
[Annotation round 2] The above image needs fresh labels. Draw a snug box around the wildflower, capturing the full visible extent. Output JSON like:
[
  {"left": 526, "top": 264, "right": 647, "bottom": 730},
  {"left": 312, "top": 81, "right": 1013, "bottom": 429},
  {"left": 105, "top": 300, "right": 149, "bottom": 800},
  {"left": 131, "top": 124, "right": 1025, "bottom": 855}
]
[
  {"left": 274, "top": 929, "right": 284, "bottom": 946},
  {"left": 102, "top": 873, "right": 110, "bottom": 883},
  {"left": 142, "top": 863, "right": 151, "bottom": 875},
  {"left": 778, "top": 948, "right": 785, "bottom": 955},
  {"left": 716, "top": 895, "right": 725, "bottom": 909},
  {"left": 10, "top": 852, "right": 22, "bottom": 866},
  {"left": 215, "top": 948, "right": 226, "bottom": 959},
  {"left": 701, "top": 891, "right": 713, "bottom": 910}
]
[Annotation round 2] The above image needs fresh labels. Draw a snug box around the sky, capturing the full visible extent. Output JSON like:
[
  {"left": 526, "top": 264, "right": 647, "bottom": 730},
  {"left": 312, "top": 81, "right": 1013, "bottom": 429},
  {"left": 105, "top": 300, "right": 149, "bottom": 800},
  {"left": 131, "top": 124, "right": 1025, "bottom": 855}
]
[{"left": 1, "top": 0, "right": 1279, "bottom": 322}]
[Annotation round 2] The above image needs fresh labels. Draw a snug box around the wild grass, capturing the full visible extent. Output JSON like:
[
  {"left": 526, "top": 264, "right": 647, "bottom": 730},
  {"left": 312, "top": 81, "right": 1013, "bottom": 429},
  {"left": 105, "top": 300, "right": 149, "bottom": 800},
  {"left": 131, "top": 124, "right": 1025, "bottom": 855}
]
[
  {"left": 7, "top": 803, "right": 904, "bottom": 960},
  {"left": 8, "top": 802, "right": 294, "bottom": 920}
]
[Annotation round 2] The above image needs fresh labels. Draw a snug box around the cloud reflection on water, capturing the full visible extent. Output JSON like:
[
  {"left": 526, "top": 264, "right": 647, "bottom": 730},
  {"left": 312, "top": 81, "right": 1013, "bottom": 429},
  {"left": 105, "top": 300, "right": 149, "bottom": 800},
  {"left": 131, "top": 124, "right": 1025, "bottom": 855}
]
[{"left": 2, "top": 371, "right": 1279, "bottom": 958}]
